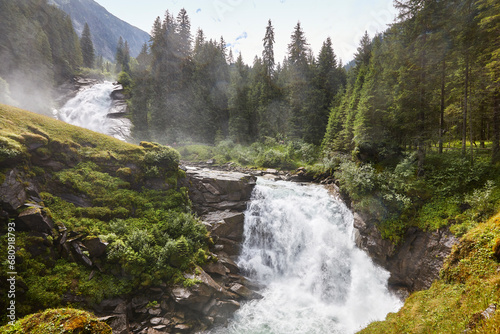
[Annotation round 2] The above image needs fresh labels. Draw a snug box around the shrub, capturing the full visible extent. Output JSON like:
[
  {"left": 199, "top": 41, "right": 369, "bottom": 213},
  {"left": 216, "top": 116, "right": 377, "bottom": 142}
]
[
  {"left": 335, "top": 160, "right": 376, "bottom": 200},
  {"left": 143, "top": 145, "right": 180, "bottom": 170},
  {"left": 117, "top": 71, "right": 132, "bottom": 88}
]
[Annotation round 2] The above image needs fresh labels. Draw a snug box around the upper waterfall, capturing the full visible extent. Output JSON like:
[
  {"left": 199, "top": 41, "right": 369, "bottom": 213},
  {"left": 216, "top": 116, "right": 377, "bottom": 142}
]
[
  {"left": 211, "top": 179, "right": 402, "bottom": 334},
  {"left": 54, "top": 81, "right": 131, "bottom": 141}
]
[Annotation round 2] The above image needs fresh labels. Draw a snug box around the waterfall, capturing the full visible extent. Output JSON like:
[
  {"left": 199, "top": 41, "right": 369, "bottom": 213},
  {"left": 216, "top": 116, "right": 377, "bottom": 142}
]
[
  {"left": 212, "top": 179, "right": 402, "bottom": 334},
  {"left": 54, "top": 81, "right": 131, "bottom": 141}
]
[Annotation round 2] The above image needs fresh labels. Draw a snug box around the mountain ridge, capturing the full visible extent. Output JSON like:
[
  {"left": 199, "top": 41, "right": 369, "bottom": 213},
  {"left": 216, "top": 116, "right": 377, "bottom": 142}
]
[{"left": 48, "top": 0, "right": 150, "bottom": 61}]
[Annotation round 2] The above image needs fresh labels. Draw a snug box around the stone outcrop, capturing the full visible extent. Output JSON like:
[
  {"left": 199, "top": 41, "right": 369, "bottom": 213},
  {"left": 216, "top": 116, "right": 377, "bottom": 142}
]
[
  {"left": 353, "top": 209, "right": 459, "bottom": 293},
  {"left": 183, "top": 167, "right": 256, "bottom": 215},
  {"left": 108, "top": 83, "right": 129, "bottom": 118}
]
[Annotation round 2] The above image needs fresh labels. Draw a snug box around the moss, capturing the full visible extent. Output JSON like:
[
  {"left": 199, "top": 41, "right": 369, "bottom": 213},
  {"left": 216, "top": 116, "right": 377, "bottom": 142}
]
[
  {"left": 0, "top": 308, "right": 112, "bottom": 334},
  {"left": 21, "top": 132, "right": 49, "bottom": 147},
  {"left": 359, "top": 213, "right": 500, "bottom": 333},
  {"left": 116, "top": 167, "right": 132, "bottom": 177}
]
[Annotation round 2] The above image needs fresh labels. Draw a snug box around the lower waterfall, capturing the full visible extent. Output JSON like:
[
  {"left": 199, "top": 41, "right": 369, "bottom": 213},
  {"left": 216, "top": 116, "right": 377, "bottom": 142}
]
[{"left": 212, "top": 179, "right": 402, "bottom": 334}]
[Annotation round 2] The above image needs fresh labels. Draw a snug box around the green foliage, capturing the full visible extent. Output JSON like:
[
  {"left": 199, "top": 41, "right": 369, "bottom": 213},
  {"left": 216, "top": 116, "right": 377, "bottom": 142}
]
[
  {"left": 143, "top": 144, "right": 181, "bottom": 171},
  {"left": 180, "top": 139, "right": 320, "bottom": 171},
  {"left": 335, "top": 160, "right": 376, "bottom": 201},
  {"left": 117, "top": 71, "right": 132, "bottom": 89},
  {"left": 80, "top": 23, "right": 95, "bottom": 68},
  {"left": 333, "top": 151, "right": 500, "bottom": 242},
  {"left": 425, "top": 153, "right": 491, "bottom": 198}
]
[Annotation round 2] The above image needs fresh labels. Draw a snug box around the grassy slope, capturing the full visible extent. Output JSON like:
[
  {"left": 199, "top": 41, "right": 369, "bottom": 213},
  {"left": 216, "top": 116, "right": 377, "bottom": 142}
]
[
  {"left": 0, "top": 103, "right": 144, "bottom": 163},
  {"left": 0, "top": 104, "right": 208, "bottom": 324},
  {"left": 359, "top": 212, "right": 500, "bottom": 334}
]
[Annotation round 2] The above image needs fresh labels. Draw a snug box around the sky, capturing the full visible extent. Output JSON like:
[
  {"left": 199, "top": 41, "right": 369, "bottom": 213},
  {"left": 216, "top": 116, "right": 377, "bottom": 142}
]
[{"left": 94, "top": 0, "right": 398, "bottom": 65}]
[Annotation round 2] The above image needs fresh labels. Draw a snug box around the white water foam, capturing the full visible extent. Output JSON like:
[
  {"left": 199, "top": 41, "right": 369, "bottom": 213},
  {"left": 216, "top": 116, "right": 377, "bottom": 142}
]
[
  {"left": 54, "top": 81, "right": 130, "bottom": 141},
  {"left": 211, "top": 179, "right": 402, "bottom": 334}
]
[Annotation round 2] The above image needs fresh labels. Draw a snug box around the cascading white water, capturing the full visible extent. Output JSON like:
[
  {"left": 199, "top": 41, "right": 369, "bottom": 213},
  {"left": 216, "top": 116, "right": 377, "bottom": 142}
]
[
  {"left": 54, "top": 81, "right": 130, "bottom": 141},
  {"left": 212, "top": 179, "right": 402, "bottom": 334}
]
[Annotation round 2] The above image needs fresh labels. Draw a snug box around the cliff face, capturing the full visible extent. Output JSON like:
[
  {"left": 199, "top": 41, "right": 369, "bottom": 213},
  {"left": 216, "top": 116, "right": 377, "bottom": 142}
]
[
  {"left": 353, "top": 211, "right": 458, "bottom": 292},
  {"left": 323, "top": 184, "right": 459, "bottom": 294}
]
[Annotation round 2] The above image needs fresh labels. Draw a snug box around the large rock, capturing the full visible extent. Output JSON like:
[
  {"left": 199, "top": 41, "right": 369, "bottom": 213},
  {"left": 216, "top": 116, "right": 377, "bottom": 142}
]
[
  {"left": 170, "top": 267, "right": 232, "bottom": 312},
  {"left": 203, "top": 211, "right": 245, "bottom": 241},
  {"left": 353, "top": 211, "right": 458, "bottom": 292},
  {"left": 17, "top": 207, "right": 54, "bottom": 234},
  {"left": 353, "top": 212, "right": 394, "bottom": 264},
  {"left": 0, "top": 169, "right": 28, "bottom": 211},
  {"left": 385, "top": 226, "right": 458, "bottom": 291},
  {"left": 99, "top": 314, "right": 129, "bottom": 334},
  {"left": 183, "top": 167, "right": 256, "bottom": 215},
  {"left": 83, "top": 237, "right": 108, "bottom": 258}
]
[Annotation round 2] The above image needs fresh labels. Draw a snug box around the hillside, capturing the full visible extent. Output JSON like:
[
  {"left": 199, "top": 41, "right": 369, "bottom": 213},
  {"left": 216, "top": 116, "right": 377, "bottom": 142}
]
[
  {"left": 48, "top": 0, "right": 150, "bottom": 60},
  {"left": 0, "top": 103, "right": 206, "bottom": 328},
  {"left": 359, "top": 212, "right": 500, "bottom": 333},
  {"left": 0, "top": 103, "right": 261, "bottom": 333}
]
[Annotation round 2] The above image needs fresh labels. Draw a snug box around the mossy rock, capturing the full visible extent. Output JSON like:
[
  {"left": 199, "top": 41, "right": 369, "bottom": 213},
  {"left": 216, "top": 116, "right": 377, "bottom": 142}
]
[{"left": 0, "top": 308, "right": 112, "bottom": 333}]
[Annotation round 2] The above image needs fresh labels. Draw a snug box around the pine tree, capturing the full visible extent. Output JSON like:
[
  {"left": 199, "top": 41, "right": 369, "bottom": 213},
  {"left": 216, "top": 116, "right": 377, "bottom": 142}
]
[
  {"left": 228, "top": 53, "right": 252, "bottom": 143},
  {"left": 262, "top": 19, "right": 275, "bottom": 77},
  {"left": 287, "top": 22, "right": 309, "bottom": 69},
  {"left": 478, "top": 0, "right": 500, "bottom": 162},
  {"left": 308, "top": 37, "right": 341, "bottom": 145},
  {"left": 285, "top": 22, "right": 313, "bottom": 139},
  {"left": 115, "top": 36, "right": 125, "bottom": 73},
  {"left": 80, "top": 23, "right": 95, "bottom": 68}
]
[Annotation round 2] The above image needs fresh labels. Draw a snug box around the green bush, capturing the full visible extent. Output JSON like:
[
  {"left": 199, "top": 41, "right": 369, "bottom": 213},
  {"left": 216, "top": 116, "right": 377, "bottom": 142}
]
[
  {"left": 335, "top": 160, "right": 376, "bottom": 200},
  {"left": 425, "top": 153, "right": 490, "bottom": 197},
  {"left": 143, "top": 145, "right": 180, "bottom": 170},
  {"left": 256, "top": 148, "right": 295, "bottom": 169},
  {"left": 117, "top": 71, "right": 132, "bottom": 88}
]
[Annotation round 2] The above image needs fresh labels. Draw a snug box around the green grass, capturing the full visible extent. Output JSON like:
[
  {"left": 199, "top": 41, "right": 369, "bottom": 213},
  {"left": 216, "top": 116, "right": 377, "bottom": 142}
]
[
  {"left": 0, "top": 104, "right": 145, "bottom": 167},
  {"left": 359, "top": 212, "right": 500, "bottom": 334}
]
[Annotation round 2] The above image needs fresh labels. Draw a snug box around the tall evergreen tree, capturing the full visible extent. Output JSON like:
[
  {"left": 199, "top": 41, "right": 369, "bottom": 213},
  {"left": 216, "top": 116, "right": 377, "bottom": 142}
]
[
  {"left": 115, "top": 36, "right": 125, "bottom": 73},
  {"left": 478, "top": 0, "right": 500, "bottom": 162},
  {"left": 285, "top": 22, "right": 313, "bottom": 139},
  {"left": 262, "top": 19, "right": 275, "bottom": 77},
  {"left": 80, "top": 22, "right": 95, "bottom": 68}
]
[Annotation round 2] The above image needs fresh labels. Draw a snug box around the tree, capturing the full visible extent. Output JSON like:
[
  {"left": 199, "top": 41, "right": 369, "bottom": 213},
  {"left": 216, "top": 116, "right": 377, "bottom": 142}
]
[
  {"left": 228, "top": 53, "right": 252, "bottom": 142},
  {"left": 115, "top": 36, "right": 125, "bottom": 73},
  {"left": 80, "top": 22, "right": 95, "bottom": 68},
  {"left": 478, "top": 0, "right": 500, "bottom": 162},
  {"left": 287, "top": 22, "right": 309, "bottom": 69},
  {"left": 176, "top": 8, "right": 192, "bottom": 59},
  {"left": 262, "top": 19, "right": 275, "bottom": 77}
]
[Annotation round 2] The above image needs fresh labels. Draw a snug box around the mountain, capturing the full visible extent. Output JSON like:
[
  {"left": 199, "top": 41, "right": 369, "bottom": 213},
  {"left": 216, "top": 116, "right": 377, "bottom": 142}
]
[{"left": 48, "top": 0, "right": 150, "bottom": 61}]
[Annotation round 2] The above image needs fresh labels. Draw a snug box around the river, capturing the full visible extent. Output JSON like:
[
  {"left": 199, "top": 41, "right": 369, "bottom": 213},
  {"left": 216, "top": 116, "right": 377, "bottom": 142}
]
[{"left": 210, "top": 178, "right": 402, "bottom": 334}]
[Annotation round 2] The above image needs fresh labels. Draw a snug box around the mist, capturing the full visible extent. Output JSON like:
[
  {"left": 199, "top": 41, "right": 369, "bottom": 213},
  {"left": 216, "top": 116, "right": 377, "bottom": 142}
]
[{"left": 0, "top": 71, "right": 56, "bottom": 116}]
